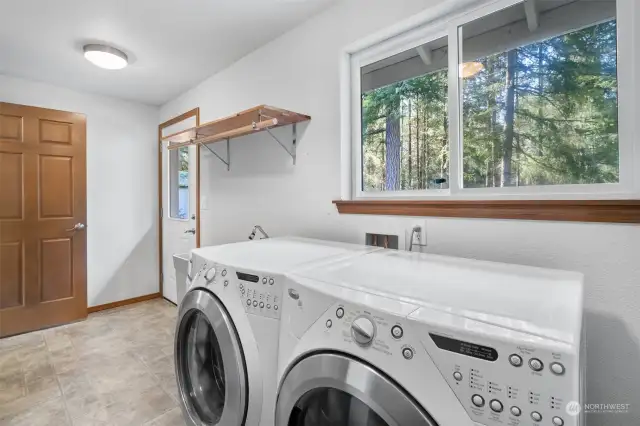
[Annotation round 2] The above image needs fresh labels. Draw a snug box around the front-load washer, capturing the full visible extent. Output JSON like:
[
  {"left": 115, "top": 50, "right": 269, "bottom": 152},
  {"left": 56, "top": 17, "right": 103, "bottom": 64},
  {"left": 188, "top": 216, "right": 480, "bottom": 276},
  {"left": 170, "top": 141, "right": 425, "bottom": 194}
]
[
  {"left": 174, "top": 237, "right": 379, "bottom": 426},
  {"left": 277, "top": 249, "right": 584, "bottom": 426}
]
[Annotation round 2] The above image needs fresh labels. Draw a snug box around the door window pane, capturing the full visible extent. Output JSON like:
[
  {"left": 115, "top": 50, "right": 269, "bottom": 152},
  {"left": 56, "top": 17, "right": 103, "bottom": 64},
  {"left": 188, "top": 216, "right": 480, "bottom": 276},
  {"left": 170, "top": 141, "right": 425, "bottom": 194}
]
[
  {"left": 460, "top": 0, "right": 618, "bottom": 188},
  {"left": 169, "top": 146, "right": 189, "bottom": 219},
  {"left": 180, "top": 311, "right": 226, "bottom": 424},
  {"left": 361, "top": 36, "right": 449, "bottom": 192},
  {"left": 288, "top": 387, "right": 389, "bottom": 426}
]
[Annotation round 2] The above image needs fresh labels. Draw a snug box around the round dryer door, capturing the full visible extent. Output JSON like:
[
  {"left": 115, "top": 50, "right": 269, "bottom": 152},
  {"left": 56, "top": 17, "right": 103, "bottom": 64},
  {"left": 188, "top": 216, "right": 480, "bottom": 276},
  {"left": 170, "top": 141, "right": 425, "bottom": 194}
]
[
  {"left": 175, "top": 289, "right": 247, "bottom": 426},
  {"left": 277, "top": 353, "right": 438, "bottom": 426}
]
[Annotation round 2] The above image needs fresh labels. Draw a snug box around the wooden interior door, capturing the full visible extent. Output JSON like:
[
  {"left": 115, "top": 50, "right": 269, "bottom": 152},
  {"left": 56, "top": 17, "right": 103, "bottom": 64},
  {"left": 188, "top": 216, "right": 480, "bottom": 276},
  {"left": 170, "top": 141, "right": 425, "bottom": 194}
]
[{"left": 0, "top": 102, "right": 87, "bottom": 337}]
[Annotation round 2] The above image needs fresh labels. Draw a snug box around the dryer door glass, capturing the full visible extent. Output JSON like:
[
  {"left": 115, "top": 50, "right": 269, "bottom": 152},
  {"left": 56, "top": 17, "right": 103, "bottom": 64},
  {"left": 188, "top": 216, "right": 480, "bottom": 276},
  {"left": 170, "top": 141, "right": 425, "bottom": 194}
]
[
  {"left": 277, "top": 353, "right": 437, "bottom": 426},
  {"left": 183, "top": 311, "right": 225, "bottom": 423},
  {"left": 288, "top": 387, "right": 388, "bottom": 426}
]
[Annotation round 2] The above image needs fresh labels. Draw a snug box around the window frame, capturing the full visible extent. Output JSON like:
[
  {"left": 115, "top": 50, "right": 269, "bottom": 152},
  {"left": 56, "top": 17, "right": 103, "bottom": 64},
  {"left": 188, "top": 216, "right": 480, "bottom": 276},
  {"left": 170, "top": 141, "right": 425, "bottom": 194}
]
[{"left": 343, "top": 0, "right": 639, "bottom": 201}]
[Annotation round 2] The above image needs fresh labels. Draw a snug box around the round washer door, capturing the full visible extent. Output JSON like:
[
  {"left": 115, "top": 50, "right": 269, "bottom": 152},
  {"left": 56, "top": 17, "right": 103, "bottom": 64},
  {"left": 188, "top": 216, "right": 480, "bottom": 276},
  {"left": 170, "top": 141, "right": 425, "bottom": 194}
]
[
  {"left": 175, "top": 289, "right": 247, "bottom": 426},
  {"left": 277, "top": 353, "right": 438, "bottom": 426}
]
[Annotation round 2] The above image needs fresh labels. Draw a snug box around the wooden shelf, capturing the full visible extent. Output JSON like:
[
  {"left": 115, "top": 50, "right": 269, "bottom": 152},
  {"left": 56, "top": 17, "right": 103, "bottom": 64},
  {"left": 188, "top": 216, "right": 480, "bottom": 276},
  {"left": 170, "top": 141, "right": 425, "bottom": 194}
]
[{"left": 163, "top": 105, "right": 310, "bottom": 149}]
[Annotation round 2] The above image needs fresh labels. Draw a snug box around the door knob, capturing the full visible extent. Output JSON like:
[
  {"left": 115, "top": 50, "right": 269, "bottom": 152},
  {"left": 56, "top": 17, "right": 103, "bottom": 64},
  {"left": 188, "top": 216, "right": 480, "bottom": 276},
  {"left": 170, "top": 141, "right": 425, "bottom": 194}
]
[
  {"left": 184, "top": 228, "right": 196, "bottom": 234},
  {"left": 66, "top": 223, "right": 86, "bottom": 232}
]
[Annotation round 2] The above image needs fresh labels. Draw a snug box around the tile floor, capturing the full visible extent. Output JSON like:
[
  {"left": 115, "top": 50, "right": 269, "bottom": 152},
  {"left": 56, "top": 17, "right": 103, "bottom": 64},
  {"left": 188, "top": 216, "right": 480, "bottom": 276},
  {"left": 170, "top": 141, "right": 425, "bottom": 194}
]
[{"left": 0, "top": 299, "right": 186, "bottom": 426}]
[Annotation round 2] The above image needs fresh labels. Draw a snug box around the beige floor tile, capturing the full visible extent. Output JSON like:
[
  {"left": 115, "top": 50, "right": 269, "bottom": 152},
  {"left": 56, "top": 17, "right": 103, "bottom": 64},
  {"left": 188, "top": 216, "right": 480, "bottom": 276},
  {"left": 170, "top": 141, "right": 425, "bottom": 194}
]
[
  {"left": 26, "top": 375, "right": 60, "bottom": 395},
  {"left": 0, "top": 383, "right": 62, "bottom": 420},
  {"left": 0, "top": 332, "right": 44, "bottom": 353},
  {"left": 0, "top": 396, "right": 69, "bottom": 426},
  {"left": 0, "top": 372, "right": 26, "bottom": 405},
  {"left": 107, "top": 386, "right": 177, "bottom": 426},
  {"left": 144, "top": 407, "right": 185, "bottom": 426}
]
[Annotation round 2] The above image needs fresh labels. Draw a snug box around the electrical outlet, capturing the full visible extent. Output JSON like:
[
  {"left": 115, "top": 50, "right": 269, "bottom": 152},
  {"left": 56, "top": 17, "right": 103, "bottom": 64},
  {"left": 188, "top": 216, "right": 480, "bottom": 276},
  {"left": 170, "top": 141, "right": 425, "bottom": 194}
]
[{"left": 405, "top": 222, "right": 427, "bottom": 252}]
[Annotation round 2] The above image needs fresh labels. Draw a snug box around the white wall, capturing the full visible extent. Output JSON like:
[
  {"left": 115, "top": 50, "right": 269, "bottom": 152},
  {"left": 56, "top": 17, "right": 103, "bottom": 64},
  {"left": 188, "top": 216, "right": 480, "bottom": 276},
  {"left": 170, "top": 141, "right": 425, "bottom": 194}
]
[
  {"left": 160, "top": 0, "right": 640, "bottom": 424},
  {"left": 1, "top": 74, "right": 159, "bottom": 307}
]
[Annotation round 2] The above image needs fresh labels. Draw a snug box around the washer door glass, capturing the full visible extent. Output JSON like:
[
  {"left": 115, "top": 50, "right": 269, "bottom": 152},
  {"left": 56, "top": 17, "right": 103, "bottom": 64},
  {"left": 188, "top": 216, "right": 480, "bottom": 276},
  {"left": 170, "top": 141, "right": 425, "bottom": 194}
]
[
  {"left": 176, "top": 289, "right": 247, "bottom": 426},
  {"left": 288, "top": 387, "right": 389, "bottom": 426},
  {"left": 182, "top": 311, "right": 226, "bottom": 423}
]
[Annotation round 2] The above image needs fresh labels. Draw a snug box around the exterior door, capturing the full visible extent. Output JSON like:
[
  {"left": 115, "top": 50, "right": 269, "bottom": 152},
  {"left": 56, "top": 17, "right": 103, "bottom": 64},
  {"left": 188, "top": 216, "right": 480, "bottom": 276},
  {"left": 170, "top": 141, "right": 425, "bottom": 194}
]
[
  {"left": 277, "top": 353, "right": 438, "bottom": 426},
  {"left": 175, "top": 289, "right": 247, "bottom": 425},
  {"left": 0, "top": 102, "right": 87, "bottom": 337},
  {"left": 160, "top": 111, "right": 199, "bottom": 304}
]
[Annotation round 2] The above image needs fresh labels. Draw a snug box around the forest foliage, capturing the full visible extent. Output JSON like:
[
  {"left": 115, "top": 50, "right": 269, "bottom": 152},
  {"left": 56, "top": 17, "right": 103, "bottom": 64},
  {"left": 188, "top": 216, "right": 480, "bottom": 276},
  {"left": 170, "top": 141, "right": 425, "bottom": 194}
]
[{"left": 361, "top": 20, "right": 618, "bottom": 191}]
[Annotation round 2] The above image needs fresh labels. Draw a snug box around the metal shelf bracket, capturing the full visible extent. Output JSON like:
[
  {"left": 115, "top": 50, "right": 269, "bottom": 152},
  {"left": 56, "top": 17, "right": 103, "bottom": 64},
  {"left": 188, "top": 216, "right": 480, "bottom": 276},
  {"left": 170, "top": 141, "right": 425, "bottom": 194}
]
[
  {"left": 266, "top": 123, "right": 297, "bottom": 165},
  {"left": 202, "top": 138, "right": 231, "bottom": 171}
]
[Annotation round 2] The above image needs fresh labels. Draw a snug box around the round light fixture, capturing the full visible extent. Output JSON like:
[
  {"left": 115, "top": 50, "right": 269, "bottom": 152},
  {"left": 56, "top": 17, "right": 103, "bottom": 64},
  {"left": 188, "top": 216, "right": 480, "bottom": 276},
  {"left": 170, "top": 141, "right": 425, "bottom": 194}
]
[
  {"left": 460, "top": 61, "right": 485, "bottom": 79},
  {"left": 83, "top": 44, "right": 128, "bottom": 70}
]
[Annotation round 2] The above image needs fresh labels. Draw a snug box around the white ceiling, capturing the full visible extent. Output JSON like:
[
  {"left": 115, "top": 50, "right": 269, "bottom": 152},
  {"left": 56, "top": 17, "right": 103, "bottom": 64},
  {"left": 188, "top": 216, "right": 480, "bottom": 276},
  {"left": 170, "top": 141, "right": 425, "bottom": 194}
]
[{"left": 0, "top": 0, "right": 338, "bottom": 106}]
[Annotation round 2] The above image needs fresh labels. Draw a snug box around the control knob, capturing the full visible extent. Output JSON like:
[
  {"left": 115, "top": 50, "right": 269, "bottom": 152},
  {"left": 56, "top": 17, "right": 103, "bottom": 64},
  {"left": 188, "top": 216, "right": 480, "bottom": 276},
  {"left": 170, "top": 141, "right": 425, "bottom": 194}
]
[
  {"left": 204, "top": 267, "right": 216, "bottom": 282},
  {"left": 351, "top": 317, "right": 376, "bottom": 346}
]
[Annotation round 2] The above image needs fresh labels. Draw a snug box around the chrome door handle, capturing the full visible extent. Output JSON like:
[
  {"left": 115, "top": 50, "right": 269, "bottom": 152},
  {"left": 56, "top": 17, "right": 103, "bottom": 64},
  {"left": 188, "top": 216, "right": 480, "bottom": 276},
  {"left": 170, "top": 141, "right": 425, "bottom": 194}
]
[
  {"left": 66, "top": 223, "right": 86, "bottom": 232},
  {"left": 184, "top": 228, "right": 196, "bottom": 234}
]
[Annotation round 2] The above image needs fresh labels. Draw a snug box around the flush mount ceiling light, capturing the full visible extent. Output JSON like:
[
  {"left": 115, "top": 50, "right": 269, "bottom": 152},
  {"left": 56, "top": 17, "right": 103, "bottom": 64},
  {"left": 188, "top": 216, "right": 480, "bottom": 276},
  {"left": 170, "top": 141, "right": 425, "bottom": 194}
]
[
  {"left": 459, "top": 61, "right": 485, "bottom": 79},
  {"left": 83, "top": 44, "right": 128, "bottom": 70}
]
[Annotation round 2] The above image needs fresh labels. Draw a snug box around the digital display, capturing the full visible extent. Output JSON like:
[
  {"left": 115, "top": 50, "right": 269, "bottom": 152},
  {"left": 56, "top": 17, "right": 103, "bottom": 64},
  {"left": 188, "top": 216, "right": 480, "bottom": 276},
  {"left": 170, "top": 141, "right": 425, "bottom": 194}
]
[
  {"left": 430, "top": 333, "right": 498, "bottom": 362},
  {"left": 236, "top": 272, "right": 259, "bottom": 283}
]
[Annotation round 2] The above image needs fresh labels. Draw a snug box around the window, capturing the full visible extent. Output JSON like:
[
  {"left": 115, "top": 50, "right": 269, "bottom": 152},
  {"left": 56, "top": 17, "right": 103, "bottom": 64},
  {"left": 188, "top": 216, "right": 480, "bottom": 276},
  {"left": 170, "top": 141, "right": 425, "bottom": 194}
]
[
  {"left": 169, "top": 146, "right": 189, "bottom": 219},
  {"left": 361, "top": 36, "right": 449, "bottom": 192},
  {"left": 460, "top": 1, "right": 618, "bottom": 188},
  {"left": 347, "top": 0, "right": 635, "bottom": 200}
]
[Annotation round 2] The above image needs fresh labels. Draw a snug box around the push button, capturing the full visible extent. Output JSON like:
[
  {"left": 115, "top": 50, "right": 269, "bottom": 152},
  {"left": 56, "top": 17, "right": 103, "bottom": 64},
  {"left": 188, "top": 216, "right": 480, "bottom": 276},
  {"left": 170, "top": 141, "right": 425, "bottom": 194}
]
[
  {"left": 552, "top": 416, "right": 564, "bottom": 426},
  {"left": 326, "top": 319, "right": 332, "bottom": 328},
  {"left": 253, "top": 300, "right": 258, "bottom": 307},
  {"left": 262, "top": 277, "right": 267, "bottom": 284},
  {"left": 269, "top": 278, "right": 274, "bottom": 285},
  {"left": 471, "top": 394, "right": 485, "bottom": 407},
  {"left": 246, "top": 299, "right": 251, "bottom": 306},
  {"left": 529, "top": 358, "right": 544, "bottom": 372},
  {"left": 531, "top": 411, "right": 542, "bottom": 422},
  {"left": 221, "top": 269, "right": 227, "bottom": 276},
  {"left": 550, "top": 362, "right": 565, "bottom": 376},
  {"left": 391, "top": 325, "right": 403, "bottom": 339},
  {"left": 259, "top": 302, "right": 264, "bottom": 308},
  {"left": 490, "top": 399, "right": 503, "bottom": 413},
  {"left": 510, "top": 406, "right": 521, "bottom": 417},
  {"left": 509, "top": 354, "right": 523, "bottom": 367},
  {"left": 402, "top": 348, "right": 414, "bottom": 360},
  {"left": 336, "top": 308, "right": 344, "bottom": 318},
  {"left": 453, "top": 371, "right": 463, "bottom": 381}
]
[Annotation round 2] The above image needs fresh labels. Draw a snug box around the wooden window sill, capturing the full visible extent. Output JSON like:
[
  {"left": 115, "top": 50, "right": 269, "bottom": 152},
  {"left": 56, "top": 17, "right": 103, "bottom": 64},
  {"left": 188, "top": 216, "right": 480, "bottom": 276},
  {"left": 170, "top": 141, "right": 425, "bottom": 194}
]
[{"left": 332, "top": 200, "right": 640, "bottom": 224}]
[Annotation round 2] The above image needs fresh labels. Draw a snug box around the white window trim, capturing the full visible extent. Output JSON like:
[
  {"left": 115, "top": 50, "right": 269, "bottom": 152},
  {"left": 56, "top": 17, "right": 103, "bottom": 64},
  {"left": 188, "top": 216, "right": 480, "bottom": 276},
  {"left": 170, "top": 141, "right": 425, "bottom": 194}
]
[{"left": 340, "top": 0, "right": 640, "bottom": 201}]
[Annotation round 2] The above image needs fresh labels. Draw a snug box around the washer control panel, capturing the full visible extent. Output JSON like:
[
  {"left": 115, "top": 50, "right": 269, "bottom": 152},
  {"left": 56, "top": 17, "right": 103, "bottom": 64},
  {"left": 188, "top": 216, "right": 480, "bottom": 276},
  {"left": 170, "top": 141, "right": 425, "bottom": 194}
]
[
  {"left": 235, "top": 269, "right": 282, "bottom": 320},
  {"left": 421, "top": 328, "right": 580, "bottom": 426},
  {"left": 196, "top": 262, "right": 282, "bottom": 319}
]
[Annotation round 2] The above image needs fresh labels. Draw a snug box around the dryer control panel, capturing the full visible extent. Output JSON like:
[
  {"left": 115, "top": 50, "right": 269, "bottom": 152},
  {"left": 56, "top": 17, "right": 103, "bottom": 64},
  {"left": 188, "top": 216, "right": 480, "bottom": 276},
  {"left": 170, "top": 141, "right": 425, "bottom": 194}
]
[{"left": 419, "top": 326, "right": 582, "bottom": 426}]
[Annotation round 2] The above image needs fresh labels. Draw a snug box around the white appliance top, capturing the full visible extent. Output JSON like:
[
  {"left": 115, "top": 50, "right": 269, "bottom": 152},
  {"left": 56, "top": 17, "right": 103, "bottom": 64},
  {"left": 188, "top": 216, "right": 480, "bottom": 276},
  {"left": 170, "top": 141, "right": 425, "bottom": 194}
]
[
  {"left": 191, "top": 237, "right": 378, "bottom": 274},
  {"left": 289, "top": 250, "right": 584, "bottom": 344}
]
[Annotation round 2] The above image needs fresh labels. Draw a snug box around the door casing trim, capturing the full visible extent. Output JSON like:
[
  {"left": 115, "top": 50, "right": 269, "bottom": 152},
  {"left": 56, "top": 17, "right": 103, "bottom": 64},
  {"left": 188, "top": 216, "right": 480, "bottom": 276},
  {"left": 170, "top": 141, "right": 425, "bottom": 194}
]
[{"left": 158, "top": 108, "right": 200, "bottom": 296}]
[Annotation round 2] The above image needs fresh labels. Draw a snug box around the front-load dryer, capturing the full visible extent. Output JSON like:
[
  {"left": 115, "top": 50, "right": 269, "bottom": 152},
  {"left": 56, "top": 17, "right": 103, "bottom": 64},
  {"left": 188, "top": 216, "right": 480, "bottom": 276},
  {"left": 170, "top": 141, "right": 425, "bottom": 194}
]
[
  {"left": 277, "top": 249, "right": 584, "bottom": 426},
  {"left": 174, "top": 237, "right": 379, "bottom": 426}
]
